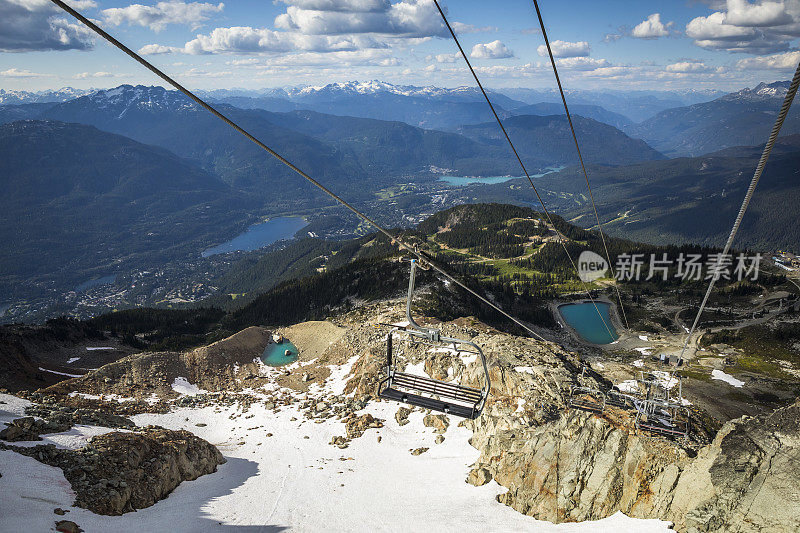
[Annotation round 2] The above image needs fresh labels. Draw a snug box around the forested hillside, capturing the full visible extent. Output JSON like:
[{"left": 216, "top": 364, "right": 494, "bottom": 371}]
[
  {"left": 0, "top": 120, "right": 254, "bottom": 300},
  {"left": 460, "top": 114, "right": 665, "bottom": 167}
]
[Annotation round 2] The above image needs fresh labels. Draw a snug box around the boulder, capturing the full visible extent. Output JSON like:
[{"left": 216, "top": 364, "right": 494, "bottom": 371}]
[
  {"left": 10, "top": 428, "right": 225, "bottom": 515},
  {"left": 467, "top": 467, "right": 491, "bottom": 486},
  {"left": 345, "top": 413, "right": 383, "bottom": 440},
  {"left": 423, "top": 414, "right": 449, "bottom": 434}
]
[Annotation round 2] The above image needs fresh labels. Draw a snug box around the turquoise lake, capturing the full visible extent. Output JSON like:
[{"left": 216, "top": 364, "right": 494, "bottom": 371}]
[
  {"left": 262, "top": 340, "right": 299, "bottom": 367},
  {"left": 202, "top": 216, "right": 308, "bottom": 257},
  {"left": 559, "top": 302, "right": 619, "bottom": 344},
  {"left": 438, "top": 167, "right": 565, "bottom": 186}
]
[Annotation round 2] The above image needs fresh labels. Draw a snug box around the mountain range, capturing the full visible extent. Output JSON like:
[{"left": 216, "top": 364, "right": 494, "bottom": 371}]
[
  {"left": 0, "top": 87, "right": 92, "bottom": 105},
  {"left": 0, "top": 120, "right": 253, "bottom": 300},
  {"left": 6, "top": 85, "right": 665, "bottom": 191},
  {"left": 459, "top": 114, "right": 665, "bottom": 167},
  {"left": 475, "top": 135, "right": 800, "bottom": 250},
  {"left": 626, "top": 81, "right": 800, "bottom": 157},
  {"left": 1, "top": 78, "right": 797, "bottom": 309}
]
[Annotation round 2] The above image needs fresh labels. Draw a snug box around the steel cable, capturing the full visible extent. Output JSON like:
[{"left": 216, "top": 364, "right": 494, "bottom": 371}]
[
  {"left": 677, "top": 60, "right": 800, "bottom": 363},
  {"left": 49, "top": 0, "right": 548, "bottom": 342},
  {"left": 432, "top": 0, "right": 617, "bottom": 341},
  {"left": 531, "top": 0, "right": 629, "bottom": 329}
]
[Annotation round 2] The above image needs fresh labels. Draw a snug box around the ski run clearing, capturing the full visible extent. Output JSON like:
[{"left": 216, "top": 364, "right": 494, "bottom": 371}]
[{"left": 0, "top": 383, "right": 675, "bottom": 533}]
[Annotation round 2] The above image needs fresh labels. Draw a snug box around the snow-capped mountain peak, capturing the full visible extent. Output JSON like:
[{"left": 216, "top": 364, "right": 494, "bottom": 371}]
[
  {"left": 0, "top": 87, "right": 93, "bottom": 105},
  {"left": 284, "top": 80, "right": 482, "bottom": 101},
  {"left": 721, "top": 80, "right": 790, "bottom": 102},
  {"left": 80, "top": 85, "right": 198, "bottom": 116}
]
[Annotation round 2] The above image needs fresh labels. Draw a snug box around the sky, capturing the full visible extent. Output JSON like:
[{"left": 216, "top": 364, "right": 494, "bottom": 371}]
[{"left": 1, "top": 0, "right": 799, "bottom": 93}]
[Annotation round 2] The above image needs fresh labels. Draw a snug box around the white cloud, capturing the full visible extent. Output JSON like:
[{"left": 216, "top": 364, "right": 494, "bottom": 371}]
[
  {"left": 536, "top": 40, "right": 589, "bottom": 58},
  {"left": 583, "top": 66, "right": 635, "bottom": 78},
  {"left": 274, "top": 0, "right": 446, "bottom": 37},
  {"left": 474, "top": 62, "right": 539, "bottom": 78},
  {"left": 452, "top": 22, "right": 497, "bottom": 34},
  {"left": 277, "top": 0, "right": 390, "bottom": 12},
  {"left": 183, "top": 26, "right": 386, "bottom": 54},
  {"left": 102, "top": 1, "right": 224, "bottom": 32},
  {"left": 65, "top": 0, "right": 98, "bottom": 8},
  {"left": 736, "top": 49, "right": 800, "bottom": 68},
  {"left": 556, "top": 57, "right": 610, "bottom": 70},
  {"left": 433, "top": 52, "right": 459, "bottom": 63},
  {"left": 665, "top": 61, "right": 713, "bottom": 73},
  {"left": 138, "top": 43, "right": 183, "bottom": 55},
  {"left": 685, "top": 2, "right": 800, "bottom": 54},
  {"left": 632, "top": 13, "right": 673, "bottom": 39},
  {"left": 248, "top": 48, "right": 398, "bottom": 67},
  {"left": 73, "top": 71, "right": 115, "bottom": 79},
  {"left": 725, "top": 0, "right": 793, "bottom": 27},
  {"left": 686, "top": 11, "right": 755, "bottom": 39},
  {"left": 0, "top": 0, "right": 95, "bottom": 52},
  {"left": 0, "top": 67, "right": 50, "bottom": 78},
  {"left": 470, "top": 40, "right": 513, "bottom": 59}
]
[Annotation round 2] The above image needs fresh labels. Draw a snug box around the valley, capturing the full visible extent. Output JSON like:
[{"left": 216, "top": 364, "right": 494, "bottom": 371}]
[{"left": 2, "top": 77, "right": 800, "bottom": 532}]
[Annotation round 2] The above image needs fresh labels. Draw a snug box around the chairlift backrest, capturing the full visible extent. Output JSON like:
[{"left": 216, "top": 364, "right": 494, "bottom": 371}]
[{"left": 377, "top": 259, "right": 491, "bottom": 419}]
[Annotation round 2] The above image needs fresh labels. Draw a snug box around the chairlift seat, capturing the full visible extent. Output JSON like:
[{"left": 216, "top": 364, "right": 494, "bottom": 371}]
[
  {"left": 379, "top": 371, "right": 483, "bottom": 419},
  {"left": 606, "top": 390, "right": 636, "bottom": 409},
  {"left": 377, "top": 259, "right": 490, "bottom": 419},
  {"left": 569, "top": 387, "right": 606, "bottom": 413}
]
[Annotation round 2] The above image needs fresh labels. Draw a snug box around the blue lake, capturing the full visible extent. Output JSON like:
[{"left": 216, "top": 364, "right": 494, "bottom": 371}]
[
  {"left": 202, "top": 216, "right": 308, "bottom": 257},
  {"left": 559, "top": 301, "right": 619, "bottom": 344},
  {"left": 438, "top": 167, "right": 565, "bottom": 186},
  {"left": 76, "top": 274, "right": 117, "bottom": 292},
  {"left": 262, "top": 340, "right": 299, "bottom": 367}
]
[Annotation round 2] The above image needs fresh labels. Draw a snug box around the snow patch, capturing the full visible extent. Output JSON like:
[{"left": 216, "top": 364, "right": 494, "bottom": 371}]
[
  {"left": 171, "top": 377, "right": 206, "bottom": 396},
  {"left": 38, "top": 367, "right": 81, "bottom": 378},
  {"left": 66, "top": 357, "right": 81, "bottom": 364},
  {"left": 635, "top": 347, "right": 653, "bottom": 356},
  {"left": 327, "top": 354, "right": 360, "bottom": 396},
  {"left": 514, "top": 366, "right": 535, "bottom": 375},
  {"left": 618, "top": 380, "right": 639, "bottom": 393},
  {"left": 639, "top": 335, "right": 649, "bottom": 341},
  {"left": 633, "top": 359, "right": 644, "bottom": 368},
  {"left": 711, "top": 369, "right": 744, "bottom": 388},
  {"left": 85, "top": 346, "right": 115, "bottom": 351},
  {"left": 651, "top": 371, "right": 679, "bottom": 389}
]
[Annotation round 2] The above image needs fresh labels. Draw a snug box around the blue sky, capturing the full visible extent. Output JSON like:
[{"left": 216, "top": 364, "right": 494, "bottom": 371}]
[{"left": 1, "top": 0, "right": 799, "bottom": 92}]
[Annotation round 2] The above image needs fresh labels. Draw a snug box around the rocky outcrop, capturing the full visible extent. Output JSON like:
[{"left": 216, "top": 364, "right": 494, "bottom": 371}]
[
  {"left": 469, "top": 394, "right": 800, "bottom": 532},
  {"left": 3, "top": 428, "right": 225, "bottom": 515},
  {"left": 331, "top": 306, "right": 798, "bottom": 532},
  {"left": 42, "top": 327, "right": 273, "bottom": 401}
]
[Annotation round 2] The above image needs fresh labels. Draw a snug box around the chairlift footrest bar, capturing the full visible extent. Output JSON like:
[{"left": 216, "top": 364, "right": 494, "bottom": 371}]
[
  {"left": 389, "top": 371, "right": 483, "bottom": 403},
  {"left": 569, "top": 399, "right": 605, "bottom": 413},
  {"left": 379, "top": 387, "right": 479, "bottom": 419},
  {"left": 636, "top": 421, "right": 688, "bottom": 439}
]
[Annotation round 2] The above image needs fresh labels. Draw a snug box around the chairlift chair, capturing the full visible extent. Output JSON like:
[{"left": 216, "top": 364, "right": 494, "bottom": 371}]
[
  {"left": 633, "top": 371, "right": 690, "bottom": 440},
  {"left": 377, "top": 259, "right": 491, "bottom": 419},
  {"left": 568, "top": 366, "right": 606, "bottom": 413},
  {"left": 606, "top": 388, "right": 637, "bottom": 410}
]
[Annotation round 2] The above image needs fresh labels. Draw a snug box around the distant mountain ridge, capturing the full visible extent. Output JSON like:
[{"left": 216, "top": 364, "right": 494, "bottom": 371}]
[
  {"left": 36, "top": 85, "right": 664, "bottom": 188},
  {"left": 625, "top": 80, "right": 800, "bottom": 157},
  {"left": 0, "top": 87, "right": 92, "bottom": 105},
  {"left": 460, "top": 114, "right": 665, "bottom": 167},
  {"left": 206, "top": 80, "right": 527, "bottom": 131},
  {"left": 509, "top": 102, "right": 631, "bottom": 129}
]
